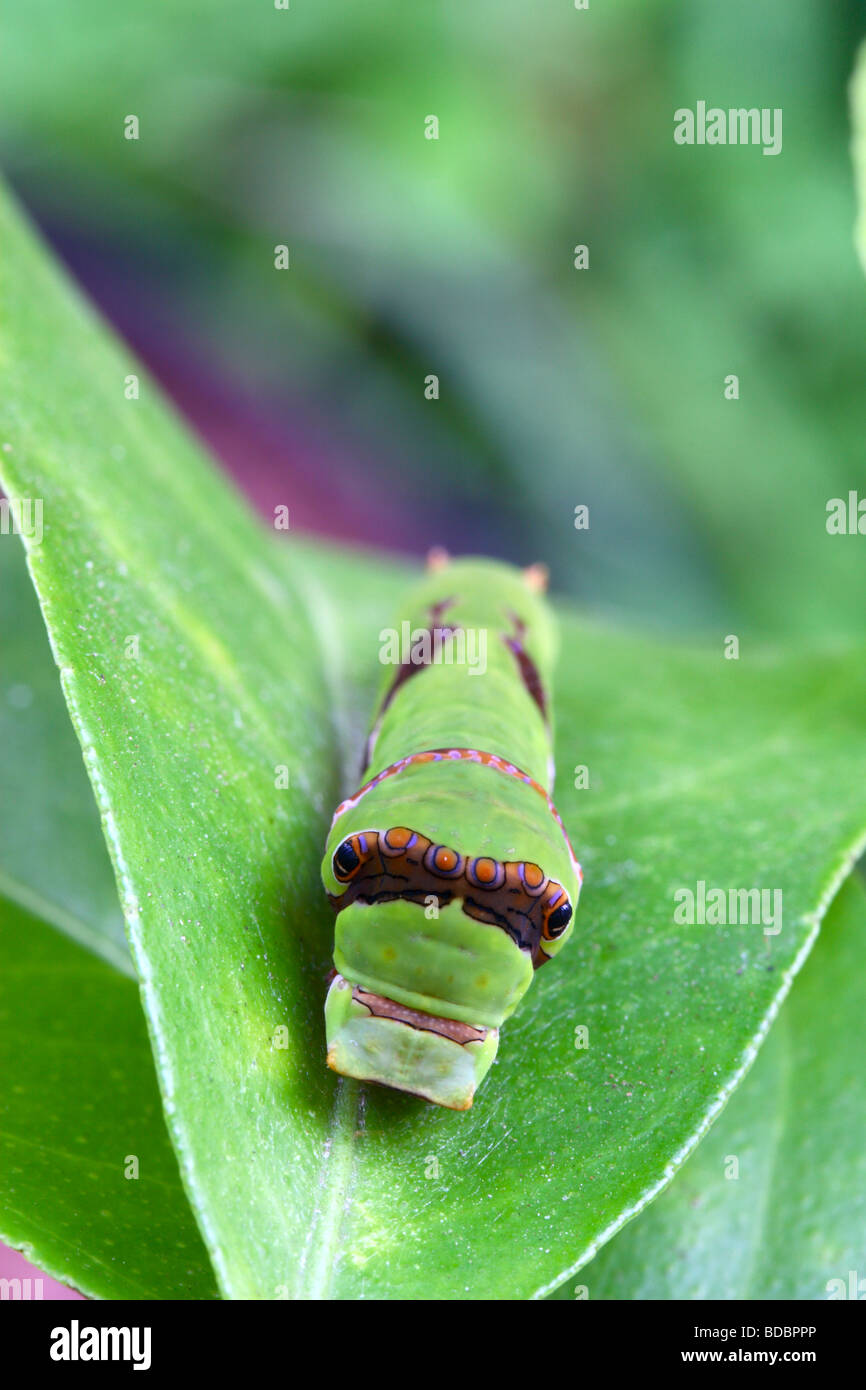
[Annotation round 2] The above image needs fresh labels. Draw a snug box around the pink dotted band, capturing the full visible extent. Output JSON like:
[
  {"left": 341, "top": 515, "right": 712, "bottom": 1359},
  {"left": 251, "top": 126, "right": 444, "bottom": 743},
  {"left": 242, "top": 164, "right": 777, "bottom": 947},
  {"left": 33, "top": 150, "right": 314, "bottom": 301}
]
[{"left": 331, "top": 747, "right": 582, "bottom": 883}]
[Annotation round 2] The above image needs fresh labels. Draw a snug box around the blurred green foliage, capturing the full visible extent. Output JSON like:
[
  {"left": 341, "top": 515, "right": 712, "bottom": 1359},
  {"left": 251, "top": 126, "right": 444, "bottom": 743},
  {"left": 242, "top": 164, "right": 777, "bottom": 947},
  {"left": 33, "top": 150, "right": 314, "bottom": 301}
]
[{"left": 1, "top": 0, "right": 864, "bottom": 637}]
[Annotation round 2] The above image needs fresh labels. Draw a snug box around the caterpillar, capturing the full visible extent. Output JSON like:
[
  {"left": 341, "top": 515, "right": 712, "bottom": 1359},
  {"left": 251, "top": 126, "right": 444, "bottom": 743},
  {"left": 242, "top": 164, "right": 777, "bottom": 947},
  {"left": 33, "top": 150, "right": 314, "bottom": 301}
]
[{"left": 321, "top": 552, "right": 582, "bottom": 1110}]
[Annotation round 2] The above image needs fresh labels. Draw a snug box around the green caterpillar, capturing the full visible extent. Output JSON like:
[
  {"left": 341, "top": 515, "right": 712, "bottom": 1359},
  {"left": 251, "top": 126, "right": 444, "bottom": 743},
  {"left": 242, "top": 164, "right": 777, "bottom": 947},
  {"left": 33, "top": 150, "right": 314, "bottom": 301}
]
[{"left": 321, "top": 552, "right": 581, "bottom": 1110}]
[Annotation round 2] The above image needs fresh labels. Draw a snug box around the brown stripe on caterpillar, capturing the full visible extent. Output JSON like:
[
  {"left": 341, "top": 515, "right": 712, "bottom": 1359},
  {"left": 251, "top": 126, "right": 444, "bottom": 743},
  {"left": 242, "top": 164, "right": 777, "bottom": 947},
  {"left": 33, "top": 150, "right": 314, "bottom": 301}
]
[
  {"left": 503, "top": 610, "right": 549, "bottom": 724},
  {"left": 362, "top": 572, "right": 551, "bottom": 775},
  {"left": 362, "top": 600, "right": 459, "bottom": 773},
  {"left": 351, "top": 986, "right": 489, "bottom": 1044},
  {"left": 329, "top": 826, "right": 572, "bottom": 966}
]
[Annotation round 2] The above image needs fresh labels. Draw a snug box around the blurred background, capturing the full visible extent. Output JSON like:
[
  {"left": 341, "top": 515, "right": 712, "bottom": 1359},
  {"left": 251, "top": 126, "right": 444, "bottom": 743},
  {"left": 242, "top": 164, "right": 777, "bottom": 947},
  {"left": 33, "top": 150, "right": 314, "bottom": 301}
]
[
  {"left": 2, "top": 0, "right": 865, "bottom": 642},
  {"left": 1, "top": 0, "right": 865, "bottom": 1295}
]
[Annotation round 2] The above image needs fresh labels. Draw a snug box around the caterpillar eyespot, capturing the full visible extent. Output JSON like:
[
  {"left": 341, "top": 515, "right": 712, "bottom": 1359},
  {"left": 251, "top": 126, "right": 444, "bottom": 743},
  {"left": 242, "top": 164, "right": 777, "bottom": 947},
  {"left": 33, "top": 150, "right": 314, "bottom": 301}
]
[
  {"left": 321, "top": 556, "right": 582, "bottom": 1110},
  {"left": 424, "top": 842, "right": 463, "bottom": 877},
  {"left": 381, "top": 826, "right": 417, "bottom": 853},
  {"left": 333, "top": 839, "right": 362, "bottom": 879},
  {"left": 466, "top": 856, "right": 505, "bottom": 890}
]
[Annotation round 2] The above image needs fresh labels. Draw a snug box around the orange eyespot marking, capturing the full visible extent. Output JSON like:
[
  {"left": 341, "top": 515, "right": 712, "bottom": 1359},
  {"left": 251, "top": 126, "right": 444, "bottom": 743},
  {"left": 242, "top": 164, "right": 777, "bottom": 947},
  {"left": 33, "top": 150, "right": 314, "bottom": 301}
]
[
  {"left": 382, "top": 826, "right": 416, "bottom": 853},
  {"left": 467, "top": 857, "right": 505, "bottom": 890},
  {"left": 474, "top": 858, "right": 497, "bottom": 883},
  {"left": 520, "top": 861, "right": 546, "bottom": 894},
  {"left": 425, "top": 843, "right": 462, "bottom": 877}
]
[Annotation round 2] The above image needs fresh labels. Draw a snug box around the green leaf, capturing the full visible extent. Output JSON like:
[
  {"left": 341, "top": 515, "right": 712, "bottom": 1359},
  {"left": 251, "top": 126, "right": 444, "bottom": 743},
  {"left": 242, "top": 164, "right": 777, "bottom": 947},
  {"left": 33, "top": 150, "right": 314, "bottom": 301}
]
[
  {"left": 555, "top": 873, "right": 866, "bottom": 1300},
  {"left": 0, "top": 531, "right": 130, "bottom": 972},
  {"left": 3, "top": 177, "right": 866, "bottom": 1299},
  {"left": 0, "top": 185, "right": 343, "bottom": 1299},
  {"left": 0, "top": 892, "right": 218, "bottom": 1299},
  {"left": 0, "top": 533, "right": 217, "bottom": 1296}
]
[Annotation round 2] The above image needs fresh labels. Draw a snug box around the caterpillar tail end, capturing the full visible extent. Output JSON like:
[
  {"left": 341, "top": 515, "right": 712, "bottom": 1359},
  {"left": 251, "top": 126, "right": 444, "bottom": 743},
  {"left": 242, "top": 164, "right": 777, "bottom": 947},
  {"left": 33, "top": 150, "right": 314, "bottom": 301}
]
[
  {"left": 324, "top": 973, "right": 498, "bottom": 1111},
  {"left": 425, "top": 545, "right": 451, "bottom": 573}
]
